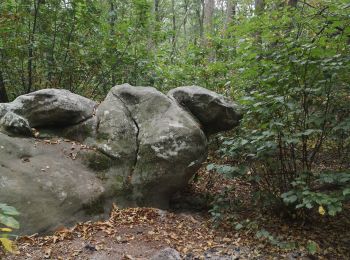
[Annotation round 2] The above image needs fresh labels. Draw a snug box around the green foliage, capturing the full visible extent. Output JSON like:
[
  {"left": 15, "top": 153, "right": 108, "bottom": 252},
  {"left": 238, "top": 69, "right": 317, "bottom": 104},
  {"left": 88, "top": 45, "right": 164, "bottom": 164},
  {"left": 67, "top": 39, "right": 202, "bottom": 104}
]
[
  {"left": 212, "top": 0, "right": 350, "bottom": 218},
  {"left": 206, "top": 163, "right": 246, "bottom": 178},
  {"left": 0, "top": 203, "right": 19, "bottom": 253},
  {"left": 306, "top": 240, "right": 319, "bottom": 255},
  {"left": 281, "top": 171, "right": 350, "bottom": 216},
  {"left": 0, "top": 0, "right": 157, "bottom": 99},
  {"left": 0, "top": 204, "right": 19, "bottom": 229},
  {"left": 256, "top": 229, "right": 296, "bottom": 250},
  {"left": 0, "top": 0, "right": 349, "bottom": 227},
  {"left": 209, "top": 187, "right": 236, "bottom": 225}
]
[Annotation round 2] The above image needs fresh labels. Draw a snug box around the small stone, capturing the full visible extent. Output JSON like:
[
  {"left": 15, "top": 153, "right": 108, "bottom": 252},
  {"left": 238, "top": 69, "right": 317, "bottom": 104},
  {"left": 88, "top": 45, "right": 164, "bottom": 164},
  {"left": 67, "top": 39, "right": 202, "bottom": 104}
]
[{"left": 151, "top": 248, "right": 181, "bottom": 260}]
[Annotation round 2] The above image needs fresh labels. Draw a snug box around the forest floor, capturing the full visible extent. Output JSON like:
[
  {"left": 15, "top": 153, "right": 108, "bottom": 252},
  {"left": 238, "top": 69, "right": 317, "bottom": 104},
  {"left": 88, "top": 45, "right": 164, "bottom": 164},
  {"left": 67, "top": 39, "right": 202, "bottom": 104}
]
[{"left": 1, "top": 155, "right": 349, "bottom": 260}]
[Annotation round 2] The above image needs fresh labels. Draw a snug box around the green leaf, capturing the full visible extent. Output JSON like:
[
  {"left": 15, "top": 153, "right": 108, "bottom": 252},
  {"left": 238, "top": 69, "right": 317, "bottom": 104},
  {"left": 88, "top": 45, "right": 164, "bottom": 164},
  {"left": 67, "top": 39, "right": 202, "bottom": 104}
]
[
  {"left": 0, "top": 204, "right": 19, "bottom": 216},
  {"left": 306, "top": 240, "right": 318, "bottom": 255},
  {"left": 282, "top": 196, "right": 296, "bottom": 204},
  {"left": 343, "top": 188, "right": 350, "bottom": 196},
  {"left": 0, "top": 237, "right": 15, "bottom": 253},
  {"left": 235, "top": 223, "right": 243, "bottom": 230},
  {"left": 0, "top": 215, "right": 19, "bottom": 229},
  {"left": 206, "top": 164, "right": 216, "bottom": 171}
]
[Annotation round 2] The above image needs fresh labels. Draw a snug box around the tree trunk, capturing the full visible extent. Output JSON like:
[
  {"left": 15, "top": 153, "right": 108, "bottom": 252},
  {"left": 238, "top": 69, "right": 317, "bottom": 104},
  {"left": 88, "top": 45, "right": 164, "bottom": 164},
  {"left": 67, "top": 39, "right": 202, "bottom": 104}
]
[
  {"left": 0, "top": 71, "right": 9, "bottom": 103},
  {"left": 225, "top": 0, "right": 236, "bottom": 30},
  {"left": 27, "top": 0, "right": 41, "bottom": 93},
  {"left": 183, "top": 0, "right": 189, "bottom": 40},
  {"left": 204, "top": 0, "right": 215, "bottom": 35},
  {"left": 225, "top": 0, "right": 237, "bottom": 57},
  {"left": 151, "top": 0, "right": 161, "bottom": 47},
  {"left": 255, "top": 0, "right": 265, "bottom": 39},
  {"left": 288, "top": 0, "right": 298, "bottom": 7},
  {"left": 109, "top": 1, "right": 117, "bottom": 85},
  {"left": 255, "top": 0, "right": 265, "bottom": 15},
  {"left": 47, "top": 3, "right": 58, "bottom": 87},
  {"left": 109, "top": 2, "right": 116, "bottom": 35},
  {"left": 171, "top": 0, "right": 176, "bottom": 60},
  {"left": 196, "top": 0, "right": 204, "bottom": 40},
  {"left": 154, "top": 0, "right": 160, "bottom": 23}
]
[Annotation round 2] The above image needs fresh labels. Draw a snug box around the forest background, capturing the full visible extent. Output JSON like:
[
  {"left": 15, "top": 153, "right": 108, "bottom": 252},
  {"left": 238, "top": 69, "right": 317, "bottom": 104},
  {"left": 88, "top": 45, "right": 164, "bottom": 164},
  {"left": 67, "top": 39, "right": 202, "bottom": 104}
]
[{"left": 0, "top": 0, "right": 350, "bottom": 255}]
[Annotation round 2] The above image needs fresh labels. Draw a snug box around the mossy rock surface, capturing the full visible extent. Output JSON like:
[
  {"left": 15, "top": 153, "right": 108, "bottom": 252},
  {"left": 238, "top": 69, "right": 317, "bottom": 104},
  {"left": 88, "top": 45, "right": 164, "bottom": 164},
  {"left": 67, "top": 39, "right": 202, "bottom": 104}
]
[{"left": 80, "top": 150, "right": 116, "bottom": 172}]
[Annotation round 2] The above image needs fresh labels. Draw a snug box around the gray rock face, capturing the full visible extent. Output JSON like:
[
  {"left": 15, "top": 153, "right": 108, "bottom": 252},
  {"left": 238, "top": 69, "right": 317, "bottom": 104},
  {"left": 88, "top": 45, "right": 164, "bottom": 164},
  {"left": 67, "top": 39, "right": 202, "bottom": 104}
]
[
  {"left": 168, "top": 86, "right": 242, "bottom": 135},
  {"left": 0, "top": 133, "right": 105, "bottom": 235},
  {"left": 0, "top": 84, "right": 241, "bottom": 235},
  {"left": 111, "top": 84, "right": 207, "bottom": 207}
]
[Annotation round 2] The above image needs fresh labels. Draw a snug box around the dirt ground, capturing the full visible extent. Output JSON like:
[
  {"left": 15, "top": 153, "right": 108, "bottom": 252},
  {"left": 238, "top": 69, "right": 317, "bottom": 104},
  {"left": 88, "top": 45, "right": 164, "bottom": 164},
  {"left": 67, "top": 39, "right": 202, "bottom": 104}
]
[
  {"left": 1, "top": 207, "right": 254, "bottom": 260},
  {"left": 1, "top": 163, "right": 349, "bottom": 260}
]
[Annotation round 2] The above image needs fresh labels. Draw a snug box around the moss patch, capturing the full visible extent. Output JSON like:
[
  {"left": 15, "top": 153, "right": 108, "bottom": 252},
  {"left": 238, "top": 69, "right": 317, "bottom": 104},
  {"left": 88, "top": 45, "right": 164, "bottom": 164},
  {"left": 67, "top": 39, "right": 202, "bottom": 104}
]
[{"left": 80, "top": 150, "right": 115, "bottom": 172}]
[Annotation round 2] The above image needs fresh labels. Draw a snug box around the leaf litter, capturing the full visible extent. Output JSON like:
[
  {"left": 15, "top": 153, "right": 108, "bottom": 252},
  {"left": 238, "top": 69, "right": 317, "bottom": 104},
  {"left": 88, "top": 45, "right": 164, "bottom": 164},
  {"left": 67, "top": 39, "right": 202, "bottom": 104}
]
[{"left": 0, "top": 145, "right": 349, "bottom": 259}]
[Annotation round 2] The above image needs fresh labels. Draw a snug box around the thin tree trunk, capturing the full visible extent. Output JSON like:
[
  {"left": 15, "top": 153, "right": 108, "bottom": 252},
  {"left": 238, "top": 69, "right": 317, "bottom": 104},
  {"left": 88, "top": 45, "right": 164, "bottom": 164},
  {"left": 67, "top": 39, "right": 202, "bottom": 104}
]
[
  {"left": 57, "top": 15, "right": 76, "bottom": 87},
  {"left": 196, "top": 0, "right": 204, "bottom": 40},
  {"left": 225, "top": 0, "right": 236, "bottom": 30},
  {"left": 27, "top": 0, "right": 41, "bottom": 93},
  {"left": 47, "top": 6, "right": 58, "bottom": 87},
  {"left": 154, "top": 0, "right": 160, "bottom": 23},
  {"left": 255, "top": 0, "right": 265, "bottom": 14},
  {"left": 204, "top": 0, "right": 215, "bottom": 35},
  {"left": 171, "top": 0, "right": 176, "bottom": 60},
  {"left": 183, "top": 0, "right": 189, "bottom": 40},
  {"left": 149, "top": 0, "right": 160, "bottom": 49},
  {"left": 288, "top": 0, "right": 298, "bottom": 7},
  {"left": 0, "top": 71, "right": 9, "bottom": 103},
  {"left": 203, "top": 0, "right": 215, "bottom": 61},
  {"left": 255, "top": 0, "right": 264, "bottom": 49},
  {"left": 109, "top": 1, "right": 117, "bottom": 85}
]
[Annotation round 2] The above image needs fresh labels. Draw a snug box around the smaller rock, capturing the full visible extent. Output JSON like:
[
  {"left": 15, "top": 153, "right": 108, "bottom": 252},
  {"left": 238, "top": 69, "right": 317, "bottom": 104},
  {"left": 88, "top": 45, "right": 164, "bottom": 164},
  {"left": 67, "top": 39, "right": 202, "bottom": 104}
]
[
  {"left": 151, "top": 248, "right": 181, "bottom": 260},
  {"left": 8, "top": 88, "right": 97, "bottom": 127},
  {"left": 0, "top": 103, "right": 9, "bottom": 118},
  {"left": 168, "top": 86, "right": 242, "bottom": 135},
  {"left": 0, "top": 111, "right": 33, "bottom": 136}
]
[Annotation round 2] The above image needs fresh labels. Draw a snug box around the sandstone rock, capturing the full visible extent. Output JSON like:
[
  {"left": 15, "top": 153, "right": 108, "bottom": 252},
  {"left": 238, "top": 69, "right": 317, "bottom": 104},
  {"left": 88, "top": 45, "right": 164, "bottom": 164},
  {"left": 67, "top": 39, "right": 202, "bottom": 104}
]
[
  {"left": 168, "top": 86, "right": 242, "bottom": 135},
  {"left": 0, "top": 132, "right": 106, "bottom": 235},
  {"left": 111, "top": 84, "right": 208, "bottom": 207},
  {"left": 95, "top": 90, "right": 137, "bottom": 161},
  {"left": 0, "top": 84, "right": 241, "bottom": 235},
  {"left": 4, "top": 88, "right": 97, "bottom": 128},
  {"left": 0, "top": 111, "right": 32, "bottom": 136},
  {"left": 92, "top": 90, "right": 138, "bottom": 199},
  {"left": 0, "top": 103, "right": 8, "bottom": 118}
]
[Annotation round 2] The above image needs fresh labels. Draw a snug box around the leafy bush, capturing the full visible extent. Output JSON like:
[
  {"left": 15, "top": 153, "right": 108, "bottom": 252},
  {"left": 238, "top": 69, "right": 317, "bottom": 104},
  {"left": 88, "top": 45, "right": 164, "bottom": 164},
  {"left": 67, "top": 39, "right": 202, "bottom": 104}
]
[
  {"left": 0, "top": 203, "right": 19, "bottom": 253},
  {"left": 211, "top": 1, "right": 350, "bottom": 218},
  {"left": 282, "top": 171, "right": 350, "bottom": 216}
]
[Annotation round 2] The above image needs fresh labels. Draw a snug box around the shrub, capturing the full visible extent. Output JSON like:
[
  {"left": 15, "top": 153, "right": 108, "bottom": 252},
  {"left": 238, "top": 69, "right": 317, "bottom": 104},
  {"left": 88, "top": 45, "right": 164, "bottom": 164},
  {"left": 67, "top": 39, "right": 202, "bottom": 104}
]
[{"left": 211, "top": 1, "right": 350, "bottom": 218}]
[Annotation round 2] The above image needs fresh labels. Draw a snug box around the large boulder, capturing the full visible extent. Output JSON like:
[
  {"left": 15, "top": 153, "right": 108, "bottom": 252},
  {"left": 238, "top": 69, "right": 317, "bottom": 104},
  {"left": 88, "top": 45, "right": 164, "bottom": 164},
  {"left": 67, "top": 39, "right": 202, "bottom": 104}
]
[
  {"left": 0, "top": 84, "right": 241, "bottom": 235},
  {"left": 168, "top": 86, "right": 242, "bottom": 135}
]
